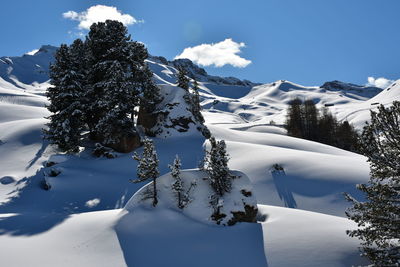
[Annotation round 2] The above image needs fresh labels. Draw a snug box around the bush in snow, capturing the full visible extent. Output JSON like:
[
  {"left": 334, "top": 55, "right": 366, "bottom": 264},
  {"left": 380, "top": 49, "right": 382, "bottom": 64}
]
[
  {"left": 345, "top": 101, "right": 400, "bottom": 266},
  {"left": 131, "top": 138, "right": 160, "bottom": 207}
]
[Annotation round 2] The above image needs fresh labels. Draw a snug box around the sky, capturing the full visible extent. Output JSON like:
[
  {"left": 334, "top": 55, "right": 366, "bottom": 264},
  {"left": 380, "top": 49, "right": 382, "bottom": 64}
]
[{"left": 0, "top": 0, "right": 399, "bottom": 87}]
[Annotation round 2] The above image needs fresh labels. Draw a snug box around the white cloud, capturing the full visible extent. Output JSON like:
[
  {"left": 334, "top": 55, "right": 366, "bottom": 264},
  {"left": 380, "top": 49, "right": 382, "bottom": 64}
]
[
  {"left": 175, "top": 38, "right": 251, "bottom": 68},
  {"left": 367, "top": 76, "right": 394, "bottom": 89},
  {"left": 63, "top": 5, "right": 141, "bottom": 30},
  {"left": 85, "top": 198, "right": 100, "bottom": 208}
]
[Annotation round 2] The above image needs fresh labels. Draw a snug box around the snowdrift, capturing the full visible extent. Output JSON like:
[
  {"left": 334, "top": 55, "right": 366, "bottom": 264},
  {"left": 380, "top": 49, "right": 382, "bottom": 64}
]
[{"left": 124, "top": 169, "right": 257, "bottom": 226}]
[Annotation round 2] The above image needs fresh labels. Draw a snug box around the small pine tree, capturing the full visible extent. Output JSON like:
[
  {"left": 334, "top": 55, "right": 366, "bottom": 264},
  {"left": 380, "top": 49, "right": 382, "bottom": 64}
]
[
  {"left": 169, "top": 155, "right": 184, "bottom": 209},
  {"left": 189, "top": 79, "right": 205, "bottom": 124},
  {"left": 177, "top": 66, "right": 190, "bottom": 90},
  {"left": 202, "top": 137, "right": 232, "bottom": 196},
  {"left": 132, "top": 138, "right": 160, "bottom": 206},
  {"left": 345, "top": 102, "right": 400, "bottom": 266}
]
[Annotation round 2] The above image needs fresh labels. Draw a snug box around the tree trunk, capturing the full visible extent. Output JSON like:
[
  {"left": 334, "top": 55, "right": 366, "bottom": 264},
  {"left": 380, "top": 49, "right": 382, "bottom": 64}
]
[
  {"left": 178, "top": 192, "right": 182, "bottom": 209},
  {"left": 152, "top": 178, "right": 158, "bottom": 207}
]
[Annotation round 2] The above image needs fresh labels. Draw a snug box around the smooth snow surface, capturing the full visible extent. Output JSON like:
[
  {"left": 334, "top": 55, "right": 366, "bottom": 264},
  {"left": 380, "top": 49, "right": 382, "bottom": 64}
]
[{"left": 1, "top": 49, "right": 398, "bottom": 266}]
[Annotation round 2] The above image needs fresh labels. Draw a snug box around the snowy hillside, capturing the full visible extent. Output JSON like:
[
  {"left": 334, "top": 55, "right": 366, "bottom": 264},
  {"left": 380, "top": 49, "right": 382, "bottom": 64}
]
[{"left": 0, "top": 47, "right": 399, "bottom": 266}]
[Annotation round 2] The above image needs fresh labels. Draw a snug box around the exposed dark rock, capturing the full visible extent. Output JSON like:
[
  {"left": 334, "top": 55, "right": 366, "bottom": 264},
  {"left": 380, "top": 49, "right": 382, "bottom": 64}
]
[
  {"left": 211, "top": 210, "right": 227, "bottom": 225},
  {"left": 106, "top": 131, "right": 141, "bottom": 153},
  {"left": 41, "top": 178, "right": 51, "bottom": 190},
  {"left": 47, "top": 168, "right": 61, "bottom": 177},
  {"left": 137, "top": 106, "right": 159, "bottom": 129},
  {"left": 240, "top": 189, "right": 252, "bottom": 197},
  {"left": 228, "top": 204, "right": 258, "bottom": 226},
  {"left": 45, "top": 161, "right": 57, "bottom": 168},
  {"left": 166, "top": 116, "right": 195, "bottom": 132},
  {"left": 321, "top": 80, "right": 382, "bottom": 98}
]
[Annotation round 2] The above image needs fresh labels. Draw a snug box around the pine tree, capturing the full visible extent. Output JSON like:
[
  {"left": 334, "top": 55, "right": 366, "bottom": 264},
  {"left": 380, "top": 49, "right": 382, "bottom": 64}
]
[
  {"left": 345, "top": 102, "right": 400, "bottom": 266},
  {"left": 336, "top": 121, "right": 359, "bottom": 152},
  {"left": 202, "top": 137, "right": 232, "bottom": 196},
  {"left": 140, "top": 65, "right": 163, "bottom": 113},
  {"left": 286, "top": 98, "right": 304, "bottom": 138},
  {"left": 318, "top": 108, "right": 337, "bottom": 145},
  {"left": 177, "top": 66, "right": 190, "bottom": 90},
  {"left": 85, "top": 20, "right": 145, "bottom": 144},
  {"left": 302, "top": 100, "right": 319, "bottom": 141},
  {"left": 44, "top": 40, "right": 86, "bottom": 152},
  {"left": 132, "top": 138, "right": 160, "bottom": 206},
  {"left": 169, "top": 155, "right": 184, "bottom": 209},
  {"left": 189, "top": 79, "right": 205, "bottom": 124}
]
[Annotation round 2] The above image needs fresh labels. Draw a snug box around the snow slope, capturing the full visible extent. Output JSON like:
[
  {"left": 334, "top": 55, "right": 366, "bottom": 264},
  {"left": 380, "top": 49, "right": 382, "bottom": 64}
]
[{"left": 1, "top": 47, "right": 398, "bottom": 266}]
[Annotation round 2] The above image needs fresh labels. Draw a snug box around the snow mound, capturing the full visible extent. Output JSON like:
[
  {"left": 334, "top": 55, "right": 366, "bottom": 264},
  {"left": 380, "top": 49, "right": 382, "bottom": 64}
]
[
  {"left": 124, "top": 169, "right": 257, "bottom": 226},
  {"left": 259, "top": 205, "right": 368, "bottom": 266}
]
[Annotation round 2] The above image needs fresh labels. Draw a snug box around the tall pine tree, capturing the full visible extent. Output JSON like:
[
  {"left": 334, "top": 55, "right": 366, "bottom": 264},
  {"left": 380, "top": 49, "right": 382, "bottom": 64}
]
[
  {"left": 44, "top": 40, "right": 86, "bottom": 152},
  {"left": 302, "top": 100, "right": 319, "bottom": 141},
  {"left": 286, "top": 98, "right": 304, "bottom": 138},
  {"left": 85, "top": 20, "right": 155, "bottom": 145},
  {"left": 345, "top": 102, "right": 400, "bottom": 266}
]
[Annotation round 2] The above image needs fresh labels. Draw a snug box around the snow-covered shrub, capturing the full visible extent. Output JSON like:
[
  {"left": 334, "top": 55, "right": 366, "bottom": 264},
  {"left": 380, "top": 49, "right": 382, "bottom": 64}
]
[
  {"left": 92, "top": 143, "right": 117, "bottom": 159},
  {"left": 47, "top": 168, "right": 61, "bottom": 177}
]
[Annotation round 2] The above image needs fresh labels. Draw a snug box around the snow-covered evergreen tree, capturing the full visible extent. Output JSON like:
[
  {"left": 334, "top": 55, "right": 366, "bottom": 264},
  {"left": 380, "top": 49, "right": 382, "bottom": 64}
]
[
  {"left": 189, "top": 79, "right": 205, "bottom": 124},
  {"left": 44, "top": 40, "right": 86, "bottom": 152},
  {"left": 345, "top": 101, "right": 400, "bottom": 266},
  {"left": 132, "top": 138, "right": 160, "bottom": 206},
  {"left": 139, "top": 65, "right": 163, "bottom": 113},
  {"left": 202, "top": 137, "right": 232, "bottom": 196},
  {"left": 169, "top": 155, "right": 184, "bottom": 209},
  {"left": 85, "top": 20, "right": 152, "bottom": 144},
  {"left": 177, "top": 66, "right": 190, "bottom": 90}
]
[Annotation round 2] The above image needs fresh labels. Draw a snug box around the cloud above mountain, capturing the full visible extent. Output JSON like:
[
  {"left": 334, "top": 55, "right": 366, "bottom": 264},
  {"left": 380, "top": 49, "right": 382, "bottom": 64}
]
[
  {"left": 367, "top": 76, "right": 394, "bottom": 89},
  {"left": 63, "top": 5, "right": 141, "bottom": 30},
  {"left": 175, "top": 38, "right": 251, "bottom": 68}
]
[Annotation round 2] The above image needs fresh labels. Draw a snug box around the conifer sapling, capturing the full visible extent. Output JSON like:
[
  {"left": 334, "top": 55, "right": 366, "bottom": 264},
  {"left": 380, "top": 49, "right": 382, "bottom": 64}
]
[{"left": 131, "top": 138, "right": 160, "bottom": 206}]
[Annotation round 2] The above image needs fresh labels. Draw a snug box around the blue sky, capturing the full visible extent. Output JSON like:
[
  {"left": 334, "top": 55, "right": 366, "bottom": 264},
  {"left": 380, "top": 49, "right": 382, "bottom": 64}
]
[{"left": 0, "top": 0, "right": 399, "bottom": 86}]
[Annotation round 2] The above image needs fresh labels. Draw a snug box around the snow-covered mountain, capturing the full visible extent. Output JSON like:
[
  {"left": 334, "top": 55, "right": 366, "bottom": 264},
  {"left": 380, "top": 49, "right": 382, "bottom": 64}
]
[
  {"left": 0, "top": 45, "right": 57, "bottom": 87},
  {"left": 0, "top": 46, "right": 399, "bottom": 267}
]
